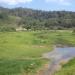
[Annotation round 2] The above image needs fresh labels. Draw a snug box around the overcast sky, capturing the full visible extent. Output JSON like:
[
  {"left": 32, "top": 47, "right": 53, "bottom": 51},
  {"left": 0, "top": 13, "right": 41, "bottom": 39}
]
[{"left": 0, "top": 0, "right": 75, "bottom": 11}]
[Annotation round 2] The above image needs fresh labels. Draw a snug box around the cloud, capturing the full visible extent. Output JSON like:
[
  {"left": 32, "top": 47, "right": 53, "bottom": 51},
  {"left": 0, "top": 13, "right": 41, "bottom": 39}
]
[
  {"left": 0, "top": 0, "right": 32, "bottom": 5},
  {"left": 45, "top": 0, "right": 71, "bottom": 6}
]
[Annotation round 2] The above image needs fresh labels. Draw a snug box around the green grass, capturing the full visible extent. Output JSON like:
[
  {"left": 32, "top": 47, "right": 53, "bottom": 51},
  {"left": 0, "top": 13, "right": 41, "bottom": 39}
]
[
  {"left": 0, "top": 30, "right": 75, "bottom": 75},
  {"left": 0, "top": 32, "right": 52, "bottom": 58},
  {"left": 0, "top": 59, "right": 47, "bottom": 75},
  {"left": 0, "top": 31, "right": 75, "bottom": 59},
  {"left": 55, "top": 58, "right": 75, "bottom": 75}
]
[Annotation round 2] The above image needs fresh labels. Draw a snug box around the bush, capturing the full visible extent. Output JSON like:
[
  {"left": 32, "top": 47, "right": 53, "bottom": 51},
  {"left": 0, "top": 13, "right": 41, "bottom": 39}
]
[
  {"left": 0, "top": 27, "right": 16, "bottom": 32},
  {"left": 72, "top": 29, "right": 75, "bottom": 34}
]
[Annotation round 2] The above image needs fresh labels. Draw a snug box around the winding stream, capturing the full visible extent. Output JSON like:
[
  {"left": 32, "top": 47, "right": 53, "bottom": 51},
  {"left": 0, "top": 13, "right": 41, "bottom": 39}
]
[{"left": 43, "top": 47, "right": 75, "bottom": 75}]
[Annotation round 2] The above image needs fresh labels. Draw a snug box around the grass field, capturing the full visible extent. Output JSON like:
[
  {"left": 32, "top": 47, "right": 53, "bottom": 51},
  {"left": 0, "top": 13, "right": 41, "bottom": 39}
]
[
  {"left": 0, "top": 30, "right": 75, "bottom": 75},
  {"left": 55, "top": 58, "right": 75, "bottom": 75},
  {"left": 0, "top": 31, "right": 53, "bottom": 59}
]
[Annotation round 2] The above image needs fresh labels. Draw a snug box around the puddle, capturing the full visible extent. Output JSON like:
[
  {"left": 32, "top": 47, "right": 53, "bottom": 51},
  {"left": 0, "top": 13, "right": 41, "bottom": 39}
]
[
  {"left": 43, "top": 47, "right": 75, "bottom": 62},
  {"left": 42, "top": 47, "right": 75, "bottom": 75}
]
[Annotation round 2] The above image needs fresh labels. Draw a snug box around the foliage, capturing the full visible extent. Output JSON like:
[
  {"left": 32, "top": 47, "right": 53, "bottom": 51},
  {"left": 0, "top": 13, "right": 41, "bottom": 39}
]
[
  {"left": 0, "top": 7, "right": 75, "bottom": 30},
  {"left": 0, "top": 26, "right": 16, "bottom": 32},
  {"left": 72, "top": 29, "right": 75, "bottom": 34}
]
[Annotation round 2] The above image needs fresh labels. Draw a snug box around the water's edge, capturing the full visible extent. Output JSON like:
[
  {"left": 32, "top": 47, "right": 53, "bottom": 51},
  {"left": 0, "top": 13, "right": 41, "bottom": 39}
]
[{"left": 42, "top": 46, "right": 75, "bottom": 75}]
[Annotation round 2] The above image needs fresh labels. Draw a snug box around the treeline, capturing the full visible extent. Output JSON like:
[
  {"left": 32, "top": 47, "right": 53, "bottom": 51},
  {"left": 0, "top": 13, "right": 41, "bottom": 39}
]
[{"left": 0, "top": 7, "right": 75, "bottom": 31}]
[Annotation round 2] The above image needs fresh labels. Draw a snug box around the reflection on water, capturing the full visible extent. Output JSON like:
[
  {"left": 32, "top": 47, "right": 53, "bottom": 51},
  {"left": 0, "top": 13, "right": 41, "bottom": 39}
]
[
  {"left": 43, "top": 47, "right": 75, "bottom": 62},
  {"left": 42, "top": 47, "right": 75, "bottom": 75}
]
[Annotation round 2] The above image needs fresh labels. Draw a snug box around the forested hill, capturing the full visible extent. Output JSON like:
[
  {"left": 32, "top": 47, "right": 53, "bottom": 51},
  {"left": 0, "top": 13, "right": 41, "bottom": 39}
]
[{"left": 0, "top": 7, "right": 75, "bottom": 31}]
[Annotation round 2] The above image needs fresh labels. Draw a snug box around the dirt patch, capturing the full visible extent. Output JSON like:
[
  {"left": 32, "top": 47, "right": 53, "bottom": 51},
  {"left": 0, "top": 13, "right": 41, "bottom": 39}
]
[{"left": 36, "top": 64, "right": 49, "bottom": 75}]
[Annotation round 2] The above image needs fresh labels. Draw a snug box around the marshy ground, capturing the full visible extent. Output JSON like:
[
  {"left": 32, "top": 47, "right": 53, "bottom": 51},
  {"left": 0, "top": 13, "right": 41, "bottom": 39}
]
[{"left": 0, "top": 30, "right": 75, "bottom": 75}]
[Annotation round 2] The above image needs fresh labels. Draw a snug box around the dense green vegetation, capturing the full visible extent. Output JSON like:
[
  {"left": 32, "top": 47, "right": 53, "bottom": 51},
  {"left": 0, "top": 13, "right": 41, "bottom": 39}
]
[
  {"left": 0, "top": 30, "right": 75, "bottom": 75},
  {"left": 0, "top": 7, "right": 75, "bottom": 75},
  {"left": 0, "top": 7, "right": 75, "bottom": 31}
]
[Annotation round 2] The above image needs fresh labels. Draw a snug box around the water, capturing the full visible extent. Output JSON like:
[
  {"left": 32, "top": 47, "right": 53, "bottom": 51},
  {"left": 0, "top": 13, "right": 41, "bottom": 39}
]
[
  {"left": 43, "top": 47, "right": 75, "bottom": 62},
  {"left": 43, "top": 47, "right": 75, "bottom": 75}
]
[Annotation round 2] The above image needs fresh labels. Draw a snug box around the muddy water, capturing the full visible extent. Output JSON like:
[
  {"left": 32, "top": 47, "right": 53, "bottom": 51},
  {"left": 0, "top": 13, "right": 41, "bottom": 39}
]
[{"left": 43, "top": 47, "right": 75, "bottom": 75}]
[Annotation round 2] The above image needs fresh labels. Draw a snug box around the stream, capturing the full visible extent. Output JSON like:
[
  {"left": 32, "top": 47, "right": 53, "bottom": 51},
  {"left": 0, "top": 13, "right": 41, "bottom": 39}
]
[{"left": 43, "top": 47, "right": 75, "bottom": 75}]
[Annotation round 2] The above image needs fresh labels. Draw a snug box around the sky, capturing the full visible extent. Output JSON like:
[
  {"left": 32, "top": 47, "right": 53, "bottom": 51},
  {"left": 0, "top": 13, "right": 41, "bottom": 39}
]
[{"left": 0, "top": 0, "right": 75, "bottom": 11}]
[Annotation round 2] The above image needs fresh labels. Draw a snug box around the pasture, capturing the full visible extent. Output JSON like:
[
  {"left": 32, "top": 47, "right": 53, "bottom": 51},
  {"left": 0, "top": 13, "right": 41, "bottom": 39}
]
[{"left": 0, "top": 30, "right": 75, "bottom": 75}]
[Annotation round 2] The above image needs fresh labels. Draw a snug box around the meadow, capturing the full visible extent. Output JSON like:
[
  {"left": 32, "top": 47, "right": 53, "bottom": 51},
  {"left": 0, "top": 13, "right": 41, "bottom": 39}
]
[
  {"left": 55, "top": 58, "right": 75, "bottom": 75},
  {"left": 0, "top": 30, "right": 75, "bottom": 75}
]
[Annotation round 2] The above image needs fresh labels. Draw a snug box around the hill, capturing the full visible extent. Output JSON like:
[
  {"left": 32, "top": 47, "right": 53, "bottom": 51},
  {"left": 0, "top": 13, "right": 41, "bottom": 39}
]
[{"left": 0, "top": 7, "right": 75, "bottom": 31}]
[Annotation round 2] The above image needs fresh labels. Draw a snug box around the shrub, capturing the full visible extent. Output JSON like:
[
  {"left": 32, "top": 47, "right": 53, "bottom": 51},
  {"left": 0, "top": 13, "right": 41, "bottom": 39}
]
[{"left": 0, "top": 27, "right": 16, "bottom": 32}]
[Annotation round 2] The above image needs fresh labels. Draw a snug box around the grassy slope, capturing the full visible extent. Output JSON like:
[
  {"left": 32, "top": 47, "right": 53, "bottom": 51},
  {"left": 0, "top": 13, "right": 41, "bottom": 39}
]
[
  {"left": 0, "top": 16, "right": 20, "bottom": 28},
  {"left": 0, "top": 30, "right": 75, "bottom": 75}
]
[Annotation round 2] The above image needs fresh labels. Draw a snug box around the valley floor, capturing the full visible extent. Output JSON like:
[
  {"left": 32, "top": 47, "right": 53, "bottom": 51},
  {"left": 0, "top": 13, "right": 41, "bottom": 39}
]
[{"left": 0, "top": 30, "right": 75, "bottom": 75}]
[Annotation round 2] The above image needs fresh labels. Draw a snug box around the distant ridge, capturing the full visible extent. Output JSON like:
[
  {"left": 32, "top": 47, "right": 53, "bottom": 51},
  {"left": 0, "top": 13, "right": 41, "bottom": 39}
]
[{"left": 0, "top": 6, "right": 75, "bottom": 31}]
